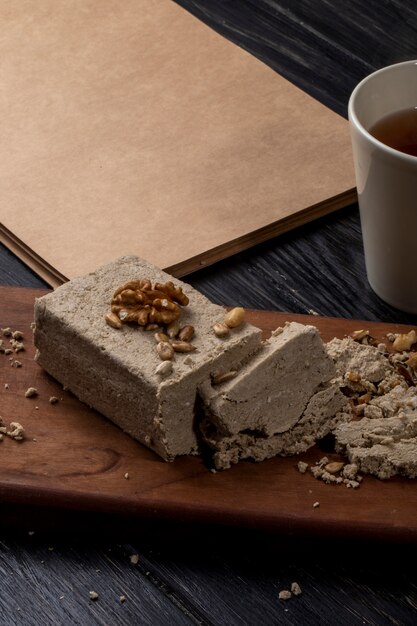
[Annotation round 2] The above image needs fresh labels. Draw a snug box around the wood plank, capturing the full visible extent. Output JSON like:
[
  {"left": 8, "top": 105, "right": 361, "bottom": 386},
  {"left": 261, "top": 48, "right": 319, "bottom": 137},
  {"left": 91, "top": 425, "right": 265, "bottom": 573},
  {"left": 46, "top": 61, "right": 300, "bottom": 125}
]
[{"left": 1, "top": 286, "right": 417, "bottom": 542}]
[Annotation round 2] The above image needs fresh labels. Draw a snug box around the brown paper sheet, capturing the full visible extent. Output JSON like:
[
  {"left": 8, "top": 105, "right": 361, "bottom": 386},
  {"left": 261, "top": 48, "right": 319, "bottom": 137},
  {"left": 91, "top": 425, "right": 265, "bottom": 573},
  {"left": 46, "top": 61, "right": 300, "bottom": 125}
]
[{"left": 0, "top": 0, "right": 355, "bottom": 286}]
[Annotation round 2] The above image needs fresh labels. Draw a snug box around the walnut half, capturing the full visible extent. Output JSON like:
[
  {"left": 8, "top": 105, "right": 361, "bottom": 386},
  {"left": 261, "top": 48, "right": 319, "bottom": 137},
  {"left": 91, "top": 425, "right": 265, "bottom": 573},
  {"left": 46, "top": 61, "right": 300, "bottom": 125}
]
[{"left": 106, "top": 279, "right": 189, "bottom": 328}]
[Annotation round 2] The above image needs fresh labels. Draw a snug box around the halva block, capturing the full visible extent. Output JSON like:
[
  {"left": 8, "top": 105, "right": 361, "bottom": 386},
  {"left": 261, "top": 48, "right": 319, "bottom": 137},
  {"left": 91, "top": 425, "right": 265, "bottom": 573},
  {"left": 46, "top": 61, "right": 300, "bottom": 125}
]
[{"left": 34, "top": 256, "right": 262, "bottom": 460}]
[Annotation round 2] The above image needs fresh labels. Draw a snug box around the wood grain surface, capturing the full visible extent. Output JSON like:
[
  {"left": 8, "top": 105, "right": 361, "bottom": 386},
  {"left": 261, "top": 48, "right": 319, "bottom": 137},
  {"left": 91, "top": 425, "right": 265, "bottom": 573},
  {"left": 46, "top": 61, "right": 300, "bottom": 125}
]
[{"left": 2, "top": 286, "right": 417, "bottom": 544}]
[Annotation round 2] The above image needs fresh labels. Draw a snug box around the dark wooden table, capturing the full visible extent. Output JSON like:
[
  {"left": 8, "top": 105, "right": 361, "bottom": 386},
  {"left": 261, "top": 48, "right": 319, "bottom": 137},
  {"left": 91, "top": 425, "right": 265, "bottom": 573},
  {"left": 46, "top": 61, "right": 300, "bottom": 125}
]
[{"left": 2, "top": 1, "right": 417, "bottom": 624}]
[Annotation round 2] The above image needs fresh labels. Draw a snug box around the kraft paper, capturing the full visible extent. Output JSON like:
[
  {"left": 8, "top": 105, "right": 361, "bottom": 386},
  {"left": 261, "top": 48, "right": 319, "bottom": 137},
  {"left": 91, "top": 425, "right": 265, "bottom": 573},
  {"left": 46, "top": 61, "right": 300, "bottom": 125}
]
[{"left": 0, "top": 0, "right": 355, "bottom": 286}]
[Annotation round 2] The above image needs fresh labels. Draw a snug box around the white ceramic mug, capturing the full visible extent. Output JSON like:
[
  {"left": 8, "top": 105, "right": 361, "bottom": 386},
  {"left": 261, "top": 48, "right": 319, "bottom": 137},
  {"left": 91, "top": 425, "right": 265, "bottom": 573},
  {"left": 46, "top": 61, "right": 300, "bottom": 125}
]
[{"left": 349, "top": 60, "right": 417, "bottom": 313}]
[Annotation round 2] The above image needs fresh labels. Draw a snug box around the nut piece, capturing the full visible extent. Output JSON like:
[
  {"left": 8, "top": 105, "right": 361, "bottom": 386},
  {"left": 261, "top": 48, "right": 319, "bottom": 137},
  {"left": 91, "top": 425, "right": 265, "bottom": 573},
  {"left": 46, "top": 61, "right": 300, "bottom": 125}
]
[
  {"left": 350, "top": 329, "right": 370, "bottom": 342},
  {"left": 12, "top": 330, "right": 24, "bottom": 340},
  {"left": 346, "top": 371, "right": 361, "bottom": 383},
  {"left": 213, "top": 322, "right": 230, "bottom": 338},
  {"left": 178, "top": 325, "right": 195, "bottom": 342},
  {"left": 105, "top": 312, "right": 122, "bottom": 329},
  {"left": 406, "top": 353, "right": 417, "bottom": 369},
  {"left": 156, "top": 341, "right": 175, "bottom": 361},
  {"left": 166, "top": 320, "right": 181, "bottom": 339},
  {"left": 25, "top": 387, "right": 38, "bottom": 398},
  {"left": 154, "top": 332, "right": 170, "bottom": 343},
  {"left": 393, "top": 330, "right": 417, "bottom": 352},
  {"left": 357, "top": 392, "right": 372, "bottom": 404},
  {"left": 171, "top": 341, "right": 196, "bottom": 353},
  {"left": 324, "top": 461, "right": 344, "bottom": 475},
  {"left": 144, "top": 323, "right": 159, "bottom": 331},
  {"left": 155, "top": 361, "right": 173, "bottom": 377},
  {"left": 224, "top": 307, "right": 245, "bottom": 329}
]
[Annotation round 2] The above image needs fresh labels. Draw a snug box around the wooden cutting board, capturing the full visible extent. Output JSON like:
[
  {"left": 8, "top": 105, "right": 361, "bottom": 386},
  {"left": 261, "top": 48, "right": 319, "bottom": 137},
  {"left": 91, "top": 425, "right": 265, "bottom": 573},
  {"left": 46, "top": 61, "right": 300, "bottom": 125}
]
[{"left": 1, "top": 286, "right": 417, "bottom": 542}]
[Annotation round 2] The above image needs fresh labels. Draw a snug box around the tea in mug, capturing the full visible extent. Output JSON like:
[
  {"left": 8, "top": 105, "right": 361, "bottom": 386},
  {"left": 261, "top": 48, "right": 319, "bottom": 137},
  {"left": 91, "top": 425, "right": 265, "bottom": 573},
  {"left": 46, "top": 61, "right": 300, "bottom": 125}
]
[{"left": 369, "top": 107, "right": 417, "bottom": 157}]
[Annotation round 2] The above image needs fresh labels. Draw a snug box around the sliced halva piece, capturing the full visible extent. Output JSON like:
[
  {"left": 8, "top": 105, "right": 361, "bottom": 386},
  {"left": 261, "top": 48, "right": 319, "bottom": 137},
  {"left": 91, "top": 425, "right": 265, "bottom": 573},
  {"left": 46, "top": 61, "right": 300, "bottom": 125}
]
[
  {"left": 202, "top": 383, "right": 348, "bottom": 470},
  {"left": 199, "top": 322, "right": 347, "bottom": 470},
  {"left": 34, "top": 256, "right": 262, "bottom": 461},
  {"left": 199, "top": 322, "right": 336, "bottom": 437}
]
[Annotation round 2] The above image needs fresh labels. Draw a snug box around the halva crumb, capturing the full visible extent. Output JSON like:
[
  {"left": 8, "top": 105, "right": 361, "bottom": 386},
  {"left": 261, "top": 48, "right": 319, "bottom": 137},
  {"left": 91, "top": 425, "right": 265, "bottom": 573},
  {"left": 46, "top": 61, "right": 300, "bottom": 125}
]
[
  {"left": 297, "top": 461, "right": 309, "bottom": 474},
  {"left": 291, "top": 582, "right": 302, "bottom": 596},
  {"left": 10, "top": 340, "right": 24, "bottom": 353},
  {"left": 278, "top": 590, "right": 292, "bottom": 601},
  {"left": 25, "top": 387, "right": 38, "bottom": 398},
  {"left": 7, "top": 422, "right": 24, "bottom": 441},
  {"left": 304, "top": 456, "right": 362, "bottom": 488}
]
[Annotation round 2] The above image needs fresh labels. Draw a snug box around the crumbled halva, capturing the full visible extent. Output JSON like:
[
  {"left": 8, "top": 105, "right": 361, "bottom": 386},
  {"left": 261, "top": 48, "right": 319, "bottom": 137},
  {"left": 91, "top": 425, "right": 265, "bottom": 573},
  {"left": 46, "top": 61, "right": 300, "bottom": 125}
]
[
  {"left": 326, "top": 337, "right": 392, "bottom": 383},
  {"left": 327, "top": 336, "right": 417, "bottom": 479}
]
